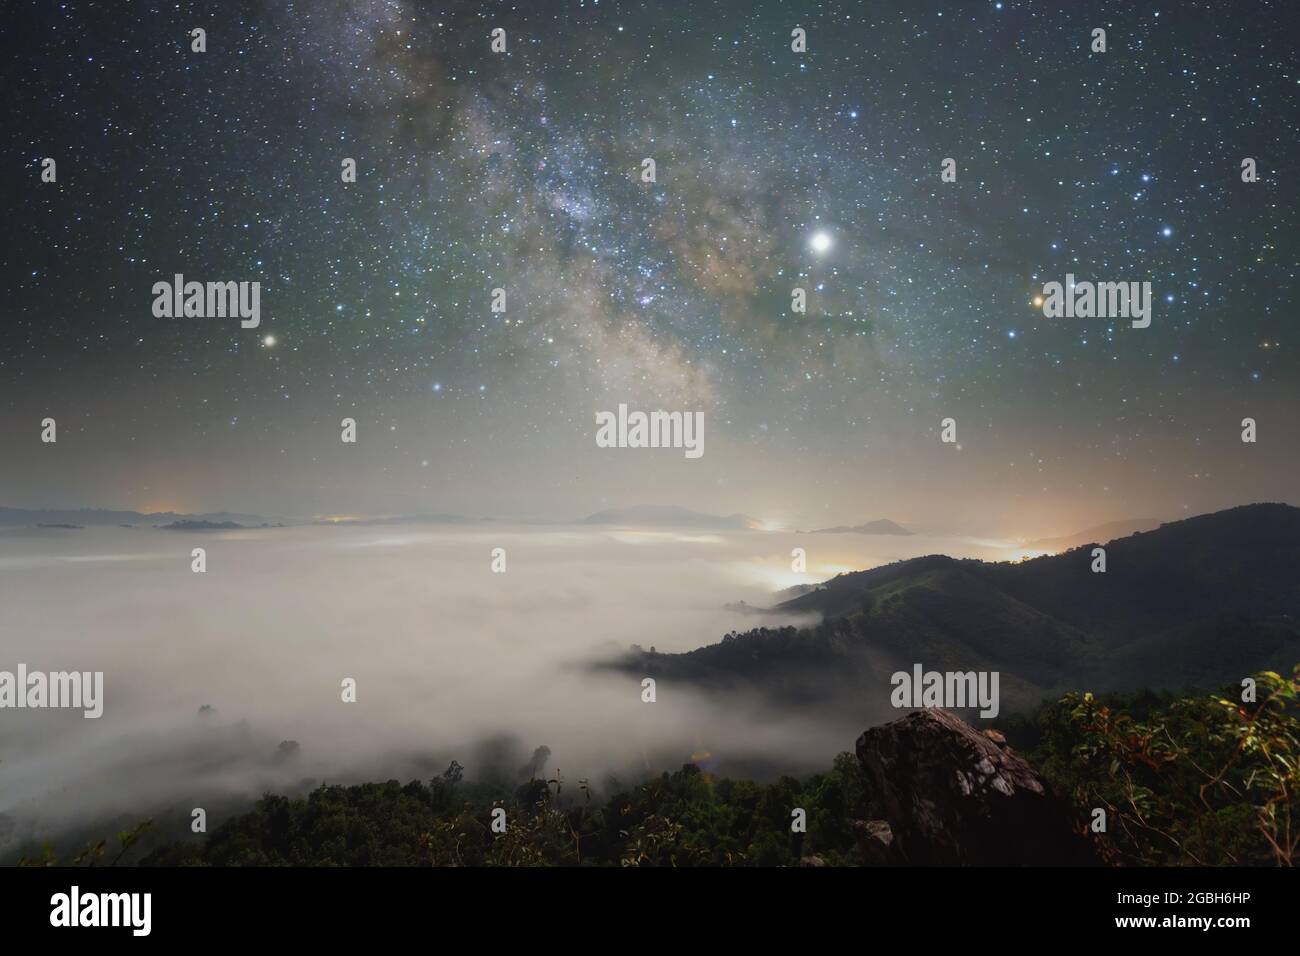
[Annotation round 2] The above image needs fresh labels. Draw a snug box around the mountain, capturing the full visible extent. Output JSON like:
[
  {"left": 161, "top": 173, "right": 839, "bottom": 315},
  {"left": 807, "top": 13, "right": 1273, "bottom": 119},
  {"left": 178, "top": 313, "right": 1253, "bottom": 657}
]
[
  {"left": 579, "top": 505, "right": 762, "bottom": 530},
  {"left": 609, "top": 504, "right": 1300, "bottom": 716},
  {"left": 0, "top": 506, "right": 281, "bottom": 527},
  {"left": 0, "top": 504, "right": 766, "bottom": 531},
  {"left": 1022, "top": 518, "right": 1162, "bottom": 553},
  {"left": 159, "top": 520, "right": 246, "bottom": 531},
  {"left": 313, "top": 513, "right": 483, "bottom": 526},
  {"left": 807, "top": 519, "right": 913, "bottom": 536},
  {"left": 772, "top": 582, "right": 827, "bottom": 601}
]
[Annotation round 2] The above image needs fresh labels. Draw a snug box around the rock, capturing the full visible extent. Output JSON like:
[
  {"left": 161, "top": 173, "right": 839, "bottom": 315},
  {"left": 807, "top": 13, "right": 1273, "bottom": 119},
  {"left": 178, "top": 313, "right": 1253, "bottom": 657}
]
[
  {"left": 798, "top": 855, "right": 827, "bottom": 867},
  {"left": 850, "top": 819, "right": 899, "bottom": 866},
  {"left": 856, "top": 708, "right": 1098, "bottom": 866}
]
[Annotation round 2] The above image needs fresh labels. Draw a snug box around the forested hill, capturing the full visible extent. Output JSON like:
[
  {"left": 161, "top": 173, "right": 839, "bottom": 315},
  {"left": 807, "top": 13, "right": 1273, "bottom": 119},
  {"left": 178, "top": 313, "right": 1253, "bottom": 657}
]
[{"left": 611, "top": 503, "right": 1300, "bottom": 714}]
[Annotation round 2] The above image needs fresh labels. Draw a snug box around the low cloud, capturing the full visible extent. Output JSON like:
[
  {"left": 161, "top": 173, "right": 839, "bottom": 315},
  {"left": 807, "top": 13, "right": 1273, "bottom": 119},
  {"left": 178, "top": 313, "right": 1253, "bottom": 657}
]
[{"left": 0, "top": 523, "right": 1012, "bottom": 855}]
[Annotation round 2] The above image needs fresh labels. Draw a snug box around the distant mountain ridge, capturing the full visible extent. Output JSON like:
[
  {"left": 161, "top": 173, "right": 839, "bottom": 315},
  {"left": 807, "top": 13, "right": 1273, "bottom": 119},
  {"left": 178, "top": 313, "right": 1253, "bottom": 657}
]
[
  {"left": 579, "top": 505, "right": 762, "bottom": 530},
  {"left": 160, "top": 519, "right": 248, "bottom": 531},
  {"left": 0, "top": 506, "right": 281, "bottom": 527},
  {"left": 1, "top": 503, "right": 769, "bottom": 531},
  {"left": 611, "top": 504, "right": 1300, "bottom": 717},
  {"left": 1022, "top": 518, "right": 1162, "bottom": 553},
  {"left": 806, "top": 519, "right": 912, "bottom": 536},
  {"left": 312, "top": 513, "right": 484, "bottom": 527}
]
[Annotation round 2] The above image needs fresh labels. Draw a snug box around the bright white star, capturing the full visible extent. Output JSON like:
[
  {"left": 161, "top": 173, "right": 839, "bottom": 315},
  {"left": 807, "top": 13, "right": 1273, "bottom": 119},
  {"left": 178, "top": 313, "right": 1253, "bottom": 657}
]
[{"left": 811, "top": 231, "right": 833, "bottom": 253}]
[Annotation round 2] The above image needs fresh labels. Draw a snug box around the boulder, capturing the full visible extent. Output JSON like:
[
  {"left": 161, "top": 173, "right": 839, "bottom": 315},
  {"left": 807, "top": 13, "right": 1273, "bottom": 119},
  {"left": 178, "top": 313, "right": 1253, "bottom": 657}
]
[
  {"left": 850, "top": 819, "right": 899, "bottom": 866},
  {"left": 856, "top": 708, "right": 1098, "bottom": 865}
]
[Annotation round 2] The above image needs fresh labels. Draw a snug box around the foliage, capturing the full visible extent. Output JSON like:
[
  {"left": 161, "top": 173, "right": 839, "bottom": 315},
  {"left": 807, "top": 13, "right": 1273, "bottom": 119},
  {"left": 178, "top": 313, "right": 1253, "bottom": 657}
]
[
  {"left": 141, "top": 754, "right": 880, "bottom": 867},
  {"left": 38, "top": 666, "right": 1300, "bottom": 867},
  {"left": 1015, "top": 666, "right": 1300, "bottom": 866},
  {"left": 16, "top": 819, "right": 153, "bottom": 868}
]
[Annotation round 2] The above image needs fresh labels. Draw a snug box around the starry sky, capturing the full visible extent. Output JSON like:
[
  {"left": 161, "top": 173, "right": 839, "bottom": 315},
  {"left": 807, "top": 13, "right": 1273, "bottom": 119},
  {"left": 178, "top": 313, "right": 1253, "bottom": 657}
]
[{"left": 2, "top": 0, "right": 1296, "bottom": 534}]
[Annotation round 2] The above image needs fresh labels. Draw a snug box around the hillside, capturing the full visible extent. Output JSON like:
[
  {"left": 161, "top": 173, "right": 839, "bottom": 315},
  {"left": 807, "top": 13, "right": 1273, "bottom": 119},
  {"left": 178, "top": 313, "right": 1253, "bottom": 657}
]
[
  {"left": 1022, "top": 518, "right": 1161, "bottom": 553},
  {"left": 612, "top": 504, "right": 1300, "bottom": 714}
]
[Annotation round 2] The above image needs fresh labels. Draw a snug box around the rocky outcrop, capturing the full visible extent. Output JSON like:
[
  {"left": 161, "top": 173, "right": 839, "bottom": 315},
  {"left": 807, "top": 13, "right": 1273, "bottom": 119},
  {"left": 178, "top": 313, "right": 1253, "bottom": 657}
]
[
  {"left": 849, "top": 819, "right": 900, "bottom": 866},
  {"left": 856, "top": 708, "right": 1098, "bottom": 865}
]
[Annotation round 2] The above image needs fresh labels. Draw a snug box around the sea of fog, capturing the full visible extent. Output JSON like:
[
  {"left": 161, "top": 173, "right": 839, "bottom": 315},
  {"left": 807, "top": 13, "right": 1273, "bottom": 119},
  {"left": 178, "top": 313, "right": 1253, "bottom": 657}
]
[{"left": 0, "top": 522, "right": 1025, "bottom": 855}]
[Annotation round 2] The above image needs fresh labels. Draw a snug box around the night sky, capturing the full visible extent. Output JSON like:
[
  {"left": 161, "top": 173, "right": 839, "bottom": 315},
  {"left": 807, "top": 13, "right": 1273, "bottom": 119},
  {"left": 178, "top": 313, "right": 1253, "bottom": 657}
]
[{"left": 2, "top": 0, "right": 1296, "bottom": 534}]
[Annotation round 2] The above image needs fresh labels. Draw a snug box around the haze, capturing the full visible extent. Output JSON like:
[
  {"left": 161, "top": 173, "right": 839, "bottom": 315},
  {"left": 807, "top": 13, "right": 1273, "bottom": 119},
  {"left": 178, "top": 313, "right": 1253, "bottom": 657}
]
[{"left": 0, "top": 521, "right": 1027, "bottom": 856}]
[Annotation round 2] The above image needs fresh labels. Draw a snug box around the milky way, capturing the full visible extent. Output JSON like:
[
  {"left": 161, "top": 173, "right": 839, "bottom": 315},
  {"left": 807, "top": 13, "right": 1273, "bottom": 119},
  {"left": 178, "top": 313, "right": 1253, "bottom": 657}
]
[{"left": 2, "top": 0, "right": 1296, "bottom": 532}]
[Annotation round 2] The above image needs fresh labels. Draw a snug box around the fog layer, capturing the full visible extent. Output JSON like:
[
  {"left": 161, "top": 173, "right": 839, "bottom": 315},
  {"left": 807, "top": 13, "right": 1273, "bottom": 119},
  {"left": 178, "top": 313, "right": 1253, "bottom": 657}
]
[{"left": 0, "top": 523, "right": 1019, "bottom": 854}]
